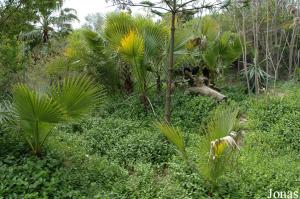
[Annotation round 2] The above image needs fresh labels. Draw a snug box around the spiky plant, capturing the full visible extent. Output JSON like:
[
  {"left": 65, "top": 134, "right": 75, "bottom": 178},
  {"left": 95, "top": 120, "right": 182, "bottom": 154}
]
[{"left": 0, "top": 76, "right": 105, "bottom": 156}]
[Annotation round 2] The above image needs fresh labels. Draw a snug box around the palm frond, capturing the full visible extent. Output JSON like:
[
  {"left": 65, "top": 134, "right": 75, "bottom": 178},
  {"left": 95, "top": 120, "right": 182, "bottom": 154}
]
[
  {"left": 206, "top": 104, "right": 239, "bottom": 140},
  {"left": 12, "top": 84, "right": 65, "bottom": 123},
  {"left": 103, "top": 12, "right": 135, "bottom": 48},
  {"left": 82, "top": 29, "right": 104, "bottom": 54},
  {"left": 135, "top": 17, "right": 168, "bottom": 60},
  {"left": 0, "top": 101, "right": 12, "bottom": 124},
  {"left": 155, "top": 122, "right": 187, "bottom": 158},
  {"left": 118, "top": 31, "right": 146, "bottom": 92},
  {"left": 174, "top": 29, "right": 194, "bottom": 51},
  {"left": 51, "top": 76, "right": 106, "bottom": 120},
  {"left": 119, "top": 30, "right": 144, "bottom": 63},
  {"left": 200, "top": 16, "right": 220, "bottom": 41},
  {"left": 202, "top": 42, "right": 219, "bottom": 69}
]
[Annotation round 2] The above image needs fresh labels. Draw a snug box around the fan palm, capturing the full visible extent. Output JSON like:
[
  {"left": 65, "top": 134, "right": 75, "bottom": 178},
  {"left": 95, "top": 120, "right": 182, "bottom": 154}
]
[
  {"left": 200, "top": 105, "right": 240, "bottom": 186},
  {"left": 103, "top": 12, "right": 136, "bottom": 93},
  {"left": 103, "top": 12, "right": 135, "bottom": 48},
  {"left": 0, "top": 76, "right": 105, "bottom": 156},
  {"left": 156, "top": 104, "right": 241, "bottom": 188},
  {"left": 155, "top": 122, "right": 187, "bottom": 159},
  {"left": 203, "top": 31, "right": 243, "bottom": 73},
  {"left": 135, "top": 17, "right": 169, "bottom": 95},
  {"left": 118, "top": 30, "right": 149, "bottom": 106}
]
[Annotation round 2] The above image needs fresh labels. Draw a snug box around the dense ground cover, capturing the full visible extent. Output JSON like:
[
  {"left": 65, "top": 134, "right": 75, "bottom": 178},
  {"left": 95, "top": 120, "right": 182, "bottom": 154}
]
[{"left": 0, "top": 84, "right": 299, "bottom": 198}]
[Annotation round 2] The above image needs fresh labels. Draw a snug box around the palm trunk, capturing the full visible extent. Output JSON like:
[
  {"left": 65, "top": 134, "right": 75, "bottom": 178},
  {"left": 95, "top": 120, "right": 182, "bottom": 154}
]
[
  {"left": 164, "top": 6, "right": 176, "bottom": 123},
  {"left": 156, "top": 73, "right": 162, "bottom": 97}
]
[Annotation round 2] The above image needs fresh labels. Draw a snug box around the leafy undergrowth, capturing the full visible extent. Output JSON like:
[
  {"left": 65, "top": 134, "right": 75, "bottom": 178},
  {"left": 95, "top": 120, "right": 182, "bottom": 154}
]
[{"left": 1, "top": 85, "right": 299, "bottom": 198}]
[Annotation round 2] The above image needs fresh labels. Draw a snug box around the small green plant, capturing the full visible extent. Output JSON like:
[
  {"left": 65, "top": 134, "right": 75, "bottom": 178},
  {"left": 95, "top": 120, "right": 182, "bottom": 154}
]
[
  {"left": 0, "top": 76, "right": 105, "bottom": 156},
  {"left": 156, "top": 104, "right": 241, "bottom": 192}
]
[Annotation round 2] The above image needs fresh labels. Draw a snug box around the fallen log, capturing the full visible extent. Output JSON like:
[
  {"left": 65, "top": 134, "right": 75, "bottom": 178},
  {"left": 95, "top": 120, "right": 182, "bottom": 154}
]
[{"left": 186, "top": 86, "right": 226, "bottom": 101}]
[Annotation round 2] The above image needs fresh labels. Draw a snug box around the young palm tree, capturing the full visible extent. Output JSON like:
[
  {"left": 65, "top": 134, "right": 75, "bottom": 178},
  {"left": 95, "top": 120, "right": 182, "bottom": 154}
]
[
  {"left": 118, "top": 30, "right": 149, "bottom": 106},
  {"left": 0, "top": 76, "right": 105, "bottom": 156},
  {"left": 156, "top": 104, "right": 241, "bottom": 191},
  {"left": 135, "top": 17, "right": 169, "bottom": 96},
  {"left": 103, "top": 12, "right": 136, "bottom": 93}
]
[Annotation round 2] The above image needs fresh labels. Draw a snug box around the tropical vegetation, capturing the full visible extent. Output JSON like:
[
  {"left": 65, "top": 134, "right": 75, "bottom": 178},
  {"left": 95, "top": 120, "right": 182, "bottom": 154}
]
[{"left": 0, "top": 0, "right": 299, "bottom": 198}]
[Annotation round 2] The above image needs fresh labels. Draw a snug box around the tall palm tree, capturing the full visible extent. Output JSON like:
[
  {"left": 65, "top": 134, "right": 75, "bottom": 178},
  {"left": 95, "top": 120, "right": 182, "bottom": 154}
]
[
  {"left": 0, "top": 75, "right": 105, "bottom": 156},
  {"left": 21, "top": 1, "right": 78, "bottom": 46}
]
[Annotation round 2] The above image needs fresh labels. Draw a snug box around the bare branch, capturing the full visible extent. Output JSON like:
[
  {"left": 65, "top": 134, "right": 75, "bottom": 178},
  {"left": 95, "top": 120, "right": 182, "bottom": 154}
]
[
  {"left": 176, "top": 2, "right": 224, "bottom": 13},
  {"left": 114, "top": 2, "right": 171, "bottom": 12},
  {"left": 175, "top": 0, "right": 197, "bottom": 11}
]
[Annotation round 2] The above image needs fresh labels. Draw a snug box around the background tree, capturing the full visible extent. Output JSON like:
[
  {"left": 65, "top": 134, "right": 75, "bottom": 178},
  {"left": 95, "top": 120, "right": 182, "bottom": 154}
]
[{"left": 83, "top": 13, "right": 104, "bottom": 32}]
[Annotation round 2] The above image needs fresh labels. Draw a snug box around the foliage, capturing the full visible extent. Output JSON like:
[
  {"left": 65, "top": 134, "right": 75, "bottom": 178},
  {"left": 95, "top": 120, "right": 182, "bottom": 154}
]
[
  {"left": 0, "top": 36, "right": 25, "bottom": 96},
  {"left": 0, "top": 76, "right": 105, "bottom": 156},
  {"left": 202, "top": 31, "right": 242, "bottom": 71},
  {"left": 157, "top": 103, "right": 241, "bottom": 189},
  {"left": 0, "top": 133, "right": 128, "bottom": 198},
  {"left": 77, "top": 117, "right": 175, "bottom": 165},
  {"left": 155, "top": 122, "right": 187, "bottom": 158},
  {"left": 1, "top": 82, "right": 300, "bottom": 198}
]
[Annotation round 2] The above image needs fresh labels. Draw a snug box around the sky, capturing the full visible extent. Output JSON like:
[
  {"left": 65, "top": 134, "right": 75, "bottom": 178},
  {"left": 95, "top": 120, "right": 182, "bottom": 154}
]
[
  {"left": 63, "top": 0, "right": 144, "bottom": 28},
  {"left": 63, "top": 0, "right": 215, "bottom": 28}
]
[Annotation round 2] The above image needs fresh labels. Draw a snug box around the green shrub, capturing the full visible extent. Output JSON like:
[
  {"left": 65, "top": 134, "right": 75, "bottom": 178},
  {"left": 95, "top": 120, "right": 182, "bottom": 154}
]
[
  {"left": 249, "top": 96, "right": 298, "bottom": 132},
  {"left": 83, "top": 117, "right": 174, "bottom": 165},
  {"left": 171, "top": 92, "right": 216, "bottom": 133},
  {"left": 218, "top": 132, "right": 300, "bottom": 199},
  {"left": 270, "top": 112, "right": 300, "bottom": 152},
  {"left": 0, "top": 131, "right": 129, "bottom": 198},
  {"left": 124, "top": 163, "right": 187, "bottom": 199}
]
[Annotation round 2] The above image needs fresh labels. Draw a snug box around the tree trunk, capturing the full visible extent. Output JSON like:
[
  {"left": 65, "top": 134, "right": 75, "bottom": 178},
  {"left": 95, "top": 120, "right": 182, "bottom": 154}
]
[
  {"left": 186, "top": 86, "right": 226, "bottom": 101},
  {"left": 156, "top": 73, "right": 162, "bottom": 97},
  {"left": 43, "top": 28, "right": 49, "bottom": 43},
  {"left": 265, "top": 0, "right": 269, "bottom": 90},
  {"left": 242, "top": 10, "right": 251, "bottom": 95},
  {"left": 164, "top": 7, "right": 176, "bottom": 123},
  {"left": 122, "top": 63, "right": 134, "bottom": 94},
  {"left": 288, "top": 26, "right": 297, "bottom": 78}
]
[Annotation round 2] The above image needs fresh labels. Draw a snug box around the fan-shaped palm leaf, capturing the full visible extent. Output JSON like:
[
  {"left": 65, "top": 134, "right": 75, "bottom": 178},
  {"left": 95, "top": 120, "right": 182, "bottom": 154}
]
[
  {"left": 135, "top": 17, "right": 168, "bottom": 60},
  {"left": 51, "top": 76, "right": 105, "bottom": 120},
  {"left": 200, "top": 16, "right": 220, "bottom": 41},
  {"left": 118, "top": 30, "right": 144, "bottom": 63},
  {"left": 13, "top": 84, "right": 65, "bottom": 123},
  {"left": 4, "top": 75, "right": 105, "bottom": 156},
  {"left": 206, "top": 105, "right": 239, "bottom": 140},
  {"left": 118, "top": 31, "right": 146, "bottom": 93},
  {"left": 155, "top": 122, "right": 187, "bottom": 158},
  {"left": 103, "top": 12, "right": 136, "bottom": 48}
]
